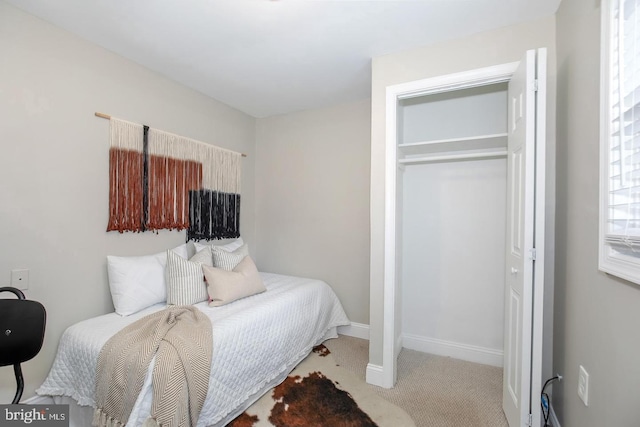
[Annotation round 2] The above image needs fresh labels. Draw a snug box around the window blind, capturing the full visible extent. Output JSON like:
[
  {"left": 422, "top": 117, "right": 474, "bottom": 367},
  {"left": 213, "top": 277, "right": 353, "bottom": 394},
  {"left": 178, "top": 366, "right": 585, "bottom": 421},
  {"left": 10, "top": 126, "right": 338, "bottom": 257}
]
[{"left": 605, "top": 0, "right": 640, "bottom": 254}]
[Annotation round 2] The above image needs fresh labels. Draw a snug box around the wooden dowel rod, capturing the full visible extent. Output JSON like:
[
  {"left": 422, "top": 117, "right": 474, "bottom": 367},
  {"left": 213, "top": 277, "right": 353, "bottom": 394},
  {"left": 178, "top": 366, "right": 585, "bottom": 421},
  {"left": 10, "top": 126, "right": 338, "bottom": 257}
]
[{"left": 94, "top": 112, "right": 247, "bottom": 157}]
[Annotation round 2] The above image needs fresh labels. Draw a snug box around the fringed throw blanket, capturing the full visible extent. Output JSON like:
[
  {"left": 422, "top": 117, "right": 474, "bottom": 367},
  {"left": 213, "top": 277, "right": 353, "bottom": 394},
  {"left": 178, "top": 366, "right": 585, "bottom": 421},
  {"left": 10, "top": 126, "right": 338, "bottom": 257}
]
[
  {"left": 93, "top": 306, "right": 212, "bottom": 427},
  {"left": 107, "top": 117, "right": 242, "bottom": 240}
]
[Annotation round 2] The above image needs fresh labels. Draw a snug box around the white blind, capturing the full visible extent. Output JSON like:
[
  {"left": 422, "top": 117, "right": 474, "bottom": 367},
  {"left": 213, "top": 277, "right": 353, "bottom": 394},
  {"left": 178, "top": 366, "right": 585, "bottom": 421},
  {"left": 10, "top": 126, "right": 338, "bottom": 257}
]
[{"left": 606, "top": 0, "right": 640, "bottom": 252}]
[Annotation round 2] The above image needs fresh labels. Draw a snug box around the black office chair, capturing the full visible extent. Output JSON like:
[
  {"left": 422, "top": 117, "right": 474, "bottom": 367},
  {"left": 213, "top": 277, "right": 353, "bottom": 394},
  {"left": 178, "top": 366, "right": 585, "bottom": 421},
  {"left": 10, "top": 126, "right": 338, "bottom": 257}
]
[{"left": 0, "top": 287, "right": 46, "bottom": 404}]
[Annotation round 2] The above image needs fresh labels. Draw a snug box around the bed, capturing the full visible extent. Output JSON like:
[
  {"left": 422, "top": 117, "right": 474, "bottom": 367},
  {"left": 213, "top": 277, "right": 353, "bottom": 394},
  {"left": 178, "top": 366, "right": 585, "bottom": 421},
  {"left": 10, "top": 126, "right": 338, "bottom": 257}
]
[{"left": 36, "top": 272, "right": 350, "bottom": 427}]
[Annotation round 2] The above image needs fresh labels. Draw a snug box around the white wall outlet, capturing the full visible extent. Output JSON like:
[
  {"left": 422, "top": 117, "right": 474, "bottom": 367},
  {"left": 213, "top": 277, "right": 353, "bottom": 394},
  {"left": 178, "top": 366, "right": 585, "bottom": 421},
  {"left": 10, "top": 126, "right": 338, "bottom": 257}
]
[
  {"left": 11, "top": 269, "right": 29, "bottom": 290},
  {"left": 578, "top": 365, "right": 589, "bottom": 406}
]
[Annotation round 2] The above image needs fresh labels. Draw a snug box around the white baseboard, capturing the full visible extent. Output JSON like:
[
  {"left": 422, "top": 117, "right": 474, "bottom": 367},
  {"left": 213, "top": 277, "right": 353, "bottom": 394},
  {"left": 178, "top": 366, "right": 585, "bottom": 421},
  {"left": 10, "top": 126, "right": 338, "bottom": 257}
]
[
  {"left": 402, "top": 333, "right": 503, "bottom": 367},
  {"left": 550, "top": 405, "right": 560, "bottom": 427},
  {"left": 365, "top": 363, "right": 386, "bottom": 387},
  {"left": 338, "top": 322, "right": 369, "bottom": 340},
  {"left": 336, "top": 325, "right": 502, "bottom": 369}
]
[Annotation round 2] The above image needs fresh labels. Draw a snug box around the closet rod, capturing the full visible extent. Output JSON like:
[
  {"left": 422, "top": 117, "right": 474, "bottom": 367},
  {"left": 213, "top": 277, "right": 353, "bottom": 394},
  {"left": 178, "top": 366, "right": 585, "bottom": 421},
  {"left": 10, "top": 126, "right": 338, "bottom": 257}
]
[
  {"left": 399, "top": 150, "right": 507, "bottom": 164},
  {"left": 94, "top": 112, "right": 247, "bottom": 157}
]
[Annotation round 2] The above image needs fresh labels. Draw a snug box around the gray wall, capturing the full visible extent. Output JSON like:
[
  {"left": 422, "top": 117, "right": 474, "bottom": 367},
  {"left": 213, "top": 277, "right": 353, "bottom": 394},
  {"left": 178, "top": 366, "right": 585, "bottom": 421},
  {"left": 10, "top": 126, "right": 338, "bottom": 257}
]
[
  {"left": 0, "top": 2, "right": 256, "bottom": 402},
  {"left": 369, "top": 15, "right": 557, "bottom": 380},
  {"left": 554, "top": 0, "right": 640, "bottom": 425},
  {"left": 254, "top": 99, "right": 371, "bottom": 325}
]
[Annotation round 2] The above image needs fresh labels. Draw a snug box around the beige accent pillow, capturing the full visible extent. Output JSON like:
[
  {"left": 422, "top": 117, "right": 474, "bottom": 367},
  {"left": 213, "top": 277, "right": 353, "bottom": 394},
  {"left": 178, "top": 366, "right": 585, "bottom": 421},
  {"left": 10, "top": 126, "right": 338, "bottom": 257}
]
[{"left": 203, "top": 256, "right": 266, "bottom": 307}]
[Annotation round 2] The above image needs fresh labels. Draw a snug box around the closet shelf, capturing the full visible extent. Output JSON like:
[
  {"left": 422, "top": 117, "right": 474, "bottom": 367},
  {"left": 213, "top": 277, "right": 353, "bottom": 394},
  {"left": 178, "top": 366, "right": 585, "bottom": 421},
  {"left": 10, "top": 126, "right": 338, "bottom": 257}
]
[
  {"left": 398, "top": 133, "right": 508, "bottom": 156},
  {"left": 399, "top": 149, "right": 507, "bottom": 164}
]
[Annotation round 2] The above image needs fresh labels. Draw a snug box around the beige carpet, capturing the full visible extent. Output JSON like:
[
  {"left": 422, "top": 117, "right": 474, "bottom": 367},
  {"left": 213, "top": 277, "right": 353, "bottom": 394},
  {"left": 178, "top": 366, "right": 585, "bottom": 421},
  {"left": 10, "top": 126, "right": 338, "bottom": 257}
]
[
  {"left": 229, "top": 344, "right": 415, "bottom": 427},
  {"left": 324, "top": 335, "right": 509, "bottom": 427}
]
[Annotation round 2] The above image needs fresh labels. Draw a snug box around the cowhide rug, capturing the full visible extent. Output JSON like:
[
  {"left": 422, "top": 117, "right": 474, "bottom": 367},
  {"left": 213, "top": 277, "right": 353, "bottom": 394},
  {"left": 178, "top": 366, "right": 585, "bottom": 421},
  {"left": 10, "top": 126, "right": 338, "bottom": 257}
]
[{"left": 228, "top": 344, "right": 415, "bottom": 427}]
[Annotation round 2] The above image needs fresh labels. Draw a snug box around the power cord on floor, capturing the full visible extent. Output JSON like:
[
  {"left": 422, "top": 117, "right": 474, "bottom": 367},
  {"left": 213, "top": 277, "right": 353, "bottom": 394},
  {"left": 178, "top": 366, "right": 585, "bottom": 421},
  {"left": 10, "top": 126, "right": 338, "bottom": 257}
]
[{"left": 541, "top": 374, "right": 562, "bottom": 426}]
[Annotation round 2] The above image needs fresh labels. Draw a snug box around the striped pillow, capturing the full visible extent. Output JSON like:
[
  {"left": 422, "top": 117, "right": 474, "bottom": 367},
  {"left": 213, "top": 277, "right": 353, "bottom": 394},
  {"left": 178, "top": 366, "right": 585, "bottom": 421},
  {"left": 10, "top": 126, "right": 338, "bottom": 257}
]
[
  {"left": 211, "top": 244, "right": 249, "bottom": 270},
  {"left": 165, "top": 247, "right": 212, "bottom": 305}
]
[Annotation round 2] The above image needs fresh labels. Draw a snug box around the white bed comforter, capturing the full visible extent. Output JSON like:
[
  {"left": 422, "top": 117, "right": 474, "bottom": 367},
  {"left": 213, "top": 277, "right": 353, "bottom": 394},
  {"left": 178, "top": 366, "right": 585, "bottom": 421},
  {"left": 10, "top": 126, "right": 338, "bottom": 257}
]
[{"left": 37, "top": 273, "right": 350, "bottom": 427}]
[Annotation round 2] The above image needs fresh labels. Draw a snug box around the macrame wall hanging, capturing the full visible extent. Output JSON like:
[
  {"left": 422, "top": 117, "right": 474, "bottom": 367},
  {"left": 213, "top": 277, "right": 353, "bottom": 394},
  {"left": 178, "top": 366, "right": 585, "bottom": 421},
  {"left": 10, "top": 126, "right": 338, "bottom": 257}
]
[{"left": 103, "top": 114, "right": 242, "bottom": 240}]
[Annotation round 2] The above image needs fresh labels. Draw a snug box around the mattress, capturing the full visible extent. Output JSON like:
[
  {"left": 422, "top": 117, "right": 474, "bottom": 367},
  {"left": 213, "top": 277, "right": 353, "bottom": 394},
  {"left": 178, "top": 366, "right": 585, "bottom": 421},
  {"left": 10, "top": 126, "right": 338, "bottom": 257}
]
[{"left": 37, "top": 272, "right": 350, "bottom": 427}]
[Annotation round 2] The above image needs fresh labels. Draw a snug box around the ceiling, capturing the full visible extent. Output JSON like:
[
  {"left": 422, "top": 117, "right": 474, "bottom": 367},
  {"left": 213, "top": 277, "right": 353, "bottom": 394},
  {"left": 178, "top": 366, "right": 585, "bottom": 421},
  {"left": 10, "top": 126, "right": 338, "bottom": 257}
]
[{"left": 6, "top": 0, "right": 561, "bottom": 118}]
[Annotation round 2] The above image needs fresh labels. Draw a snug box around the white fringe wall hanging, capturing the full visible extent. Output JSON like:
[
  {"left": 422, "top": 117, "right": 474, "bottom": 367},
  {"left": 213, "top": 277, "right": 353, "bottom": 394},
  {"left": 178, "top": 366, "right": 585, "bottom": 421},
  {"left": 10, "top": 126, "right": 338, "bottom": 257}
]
[{"left": 105, "top": 116, "right": 242, "bottom": 240}]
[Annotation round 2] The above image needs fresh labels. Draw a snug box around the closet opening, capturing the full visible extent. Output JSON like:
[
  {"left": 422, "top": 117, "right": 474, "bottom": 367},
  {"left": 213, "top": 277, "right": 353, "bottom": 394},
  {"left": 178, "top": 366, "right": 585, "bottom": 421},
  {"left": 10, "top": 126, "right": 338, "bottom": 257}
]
[
  {"left": 375, "top": 50, "right": 549, "bottom": 427},
  {"left": 396, "top": 82, "right": 509, "bottom": 366}
]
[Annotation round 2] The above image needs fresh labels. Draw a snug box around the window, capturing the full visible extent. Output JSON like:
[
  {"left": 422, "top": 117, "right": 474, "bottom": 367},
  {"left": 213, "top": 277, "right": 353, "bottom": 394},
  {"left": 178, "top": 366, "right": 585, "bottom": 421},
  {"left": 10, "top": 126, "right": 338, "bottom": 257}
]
[{"left": 600, "top": 0, "right": 640, "bottom": 284}]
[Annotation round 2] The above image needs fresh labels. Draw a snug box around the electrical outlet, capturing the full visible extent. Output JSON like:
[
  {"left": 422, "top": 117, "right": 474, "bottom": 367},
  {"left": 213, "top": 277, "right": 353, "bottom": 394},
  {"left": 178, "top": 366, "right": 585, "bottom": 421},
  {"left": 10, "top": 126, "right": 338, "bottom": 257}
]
[
  {"left": 11, "top": 269, "right": 29, "bottom": 290},
  {"left": 578, "top": 365, "right": 589, "bottom": 406}
]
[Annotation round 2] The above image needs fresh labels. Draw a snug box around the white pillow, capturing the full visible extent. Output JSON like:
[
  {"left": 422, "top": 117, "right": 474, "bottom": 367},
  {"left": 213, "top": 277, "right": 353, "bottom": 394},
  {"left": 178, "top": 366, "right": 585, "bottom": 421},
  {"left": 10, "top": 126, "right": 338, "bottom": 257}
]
[
  {"left": 193, "top": 237, "right": 244, "bottom": 253},
  {"left": 203, "top": 256, "right": 266, "bottom": 307},
  {"left": 166, "top": 247, "right": 212, "bottom": 306},
  {"left": 107, "top": 243, "right": 189, "bottom": 316}
]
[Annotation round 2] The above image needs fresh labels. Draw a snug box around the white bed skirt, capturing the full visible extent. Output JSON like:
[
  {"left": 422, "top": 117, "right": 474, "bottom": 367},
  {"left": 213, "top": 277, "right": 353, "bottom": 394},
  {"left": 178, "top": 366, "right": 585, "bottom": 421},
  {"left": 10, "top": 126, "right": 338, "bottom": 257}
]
[{"left": 43, "top": 327, "right": 339, "bottom": 427}]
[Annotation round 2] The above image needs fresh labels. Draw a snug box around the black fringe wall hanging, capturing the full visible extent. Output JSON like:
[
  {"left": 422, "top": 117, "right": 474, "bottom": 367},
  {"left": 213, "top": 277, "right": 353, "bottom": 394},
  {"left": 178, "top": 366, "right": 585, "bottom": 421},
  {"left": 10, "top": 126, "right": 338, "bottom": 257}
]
[{"left": 106, "top": 117, "right": 242, "bottom": 240}]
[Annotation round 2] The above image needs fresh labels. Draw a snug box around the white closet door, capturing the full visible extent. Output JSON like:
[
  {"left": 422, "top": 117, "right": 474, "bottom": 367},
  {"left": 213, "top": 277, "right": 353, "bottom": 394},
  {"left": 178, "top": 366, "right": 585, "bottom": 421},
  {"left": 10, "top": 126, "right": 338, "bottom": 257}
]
[{"left": 502, "top": 49, "right": 545, "bottom": 427}]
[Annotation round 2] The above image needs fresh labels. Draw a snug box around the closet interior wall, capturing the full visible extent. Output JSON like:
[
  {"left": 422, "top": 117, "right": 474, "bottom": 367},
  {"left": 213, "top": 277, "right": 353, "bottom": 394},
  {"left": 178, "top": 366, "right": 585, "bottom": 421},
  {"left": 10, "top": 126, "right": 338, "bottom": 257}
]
[{"left": 398, "top": 83, "right": 509, "bottom": 366}]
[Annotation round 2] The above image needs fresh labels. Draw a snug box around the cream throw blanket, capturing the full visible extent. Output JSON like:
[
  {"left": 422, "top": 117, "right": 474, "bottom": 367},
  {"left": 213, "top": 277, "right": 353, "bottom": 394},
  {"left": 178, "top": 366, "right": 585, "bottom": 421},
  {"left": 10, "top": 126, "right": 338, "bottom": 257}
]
[{"left": 93, "top": 306, "right": 212, "bottom": 427}]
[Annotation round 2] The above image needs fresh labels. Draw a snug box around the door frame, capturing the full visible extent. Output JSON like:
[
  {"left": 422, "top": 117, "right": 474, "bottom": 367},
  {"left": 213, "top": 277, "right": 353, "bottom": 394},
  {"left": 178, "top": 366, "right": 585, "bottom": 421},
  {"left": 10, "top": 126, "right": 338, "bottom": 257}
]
[
  {"left": 375, "top": 61, "right": 518, "bottom": 390},
  {"left": 377, "top": 52, "right": 548, "bottom": 427}
]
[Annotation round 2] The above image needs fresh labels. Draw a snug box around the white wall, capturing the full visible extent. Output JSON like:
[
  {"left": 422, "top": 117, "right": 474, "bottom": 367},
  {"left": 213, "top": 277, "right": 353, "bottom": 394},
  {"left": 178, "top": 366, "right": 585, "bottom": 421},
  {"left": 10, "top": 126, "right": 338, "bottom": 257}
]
[
  {"left": 369, "top": 15, "right": 557, "bottom": 384},
  {"left": 401, "top": 159, "right": 507, "bottom": 356},
  {"left": 254, "top": 99, "right": 371, "bottom": 325},
  {"left": 400, "top": 84, "right": 508, "bottom": 144},
  {"left": 0, "top": 2, "right": 256, "bottom": 402},
  {"left": 554, "top": 0, "right": 640, "bottom": 425}
]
